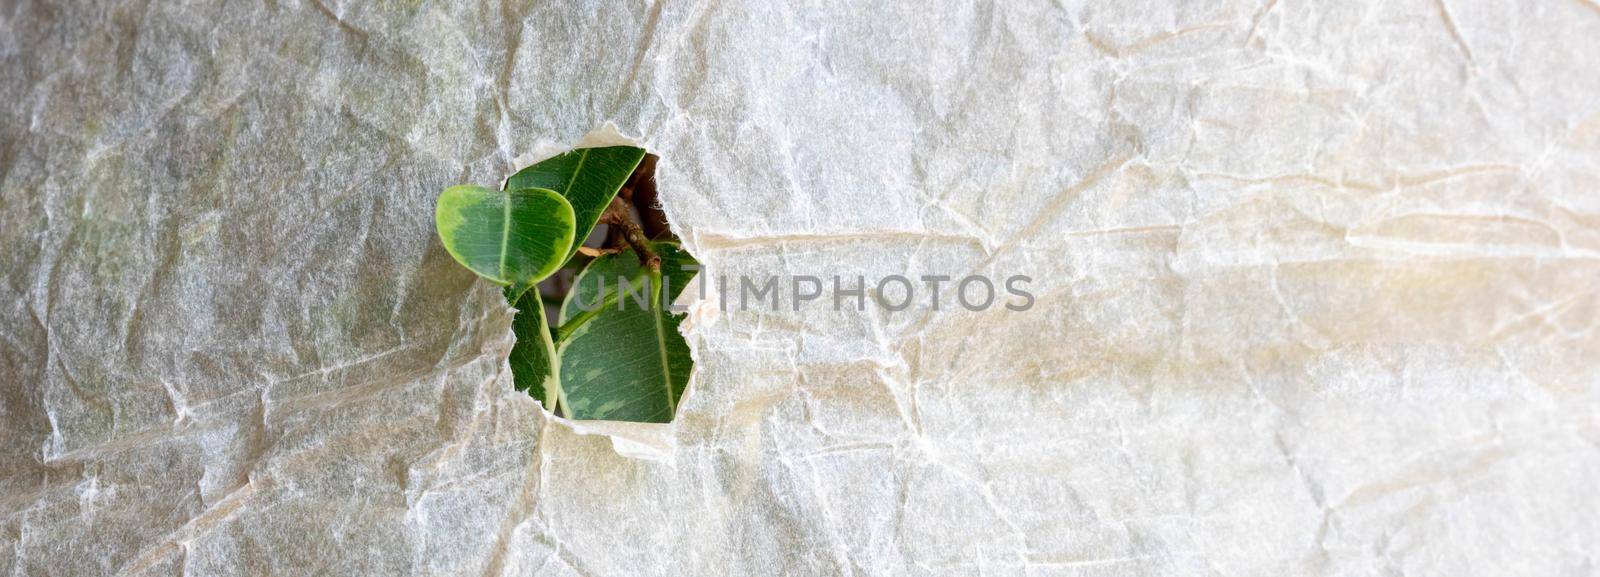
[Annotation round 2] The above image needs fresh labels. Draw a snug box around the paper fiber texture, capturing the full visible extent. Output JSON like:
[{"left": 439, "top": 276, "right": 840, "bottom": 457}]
[{"left": 2, "top": 1, "right": 1597, "bottom": 575}]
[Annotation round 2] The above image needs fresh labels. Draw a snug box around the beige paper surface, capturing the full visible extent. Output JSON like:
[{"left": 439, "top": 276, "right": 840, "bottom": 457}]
[{"left": 2, "top": 1, "right": 1597, "bottom": 575}]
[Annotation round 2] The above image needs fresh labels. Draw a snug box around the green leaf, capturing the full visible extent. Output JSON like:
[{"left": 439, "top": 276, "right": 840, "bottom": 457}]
[
  {"left": 505, "top": 146, "right": 645, "bottom": 262},
  {"left": 507, "top": 287, "right": 561, "bottom": 411},
  {"left": 556, "top": 244, "right": 698, "bottom": 423},
  {"left": 435, "top": 185, "right": 576, "bottom": 296}
]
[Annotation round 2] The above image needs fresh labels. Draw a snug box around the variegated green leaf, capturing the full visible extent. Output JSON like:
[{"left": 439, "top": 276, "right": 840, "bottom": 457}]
[
  {"left": 556, "top": 244, "right": 697, "bottom": 423},
  {"left": 507, "top": 287, "right": 560, "bottom": 410},
  {"left": 505, "top": 146, "right": 645, "bottom": 261},
  {"left": 434, "top": 185, "right": 575, "bottom": 296}
]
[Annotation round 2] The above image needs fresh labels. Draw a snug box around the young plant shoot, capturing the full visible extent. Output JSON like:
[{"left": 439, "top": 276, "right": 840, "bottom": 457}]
[{"left": 434, "top": 146, "right": 696, "bottom": 423}]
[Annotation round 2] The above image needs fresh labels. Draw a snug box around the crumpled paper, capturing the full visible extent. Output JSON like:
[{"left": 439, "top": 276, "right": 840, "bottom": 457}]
[{"left": 3, "top": 0, "right": 1598, "bottom": 575}]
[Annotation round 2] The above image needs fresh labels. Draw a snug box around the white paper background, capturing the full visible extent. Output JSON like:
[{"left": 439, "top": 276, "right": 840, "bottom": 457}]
[{"left": 2, "top": 1, "right": 1598, "bottom": 575}]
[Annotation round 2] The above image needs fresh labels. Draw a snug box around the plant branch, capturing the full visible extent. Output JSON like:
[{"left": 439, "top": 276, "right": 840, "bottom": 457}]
[{"left": 599, "top": 196, "right": 660, "bottom": 275}]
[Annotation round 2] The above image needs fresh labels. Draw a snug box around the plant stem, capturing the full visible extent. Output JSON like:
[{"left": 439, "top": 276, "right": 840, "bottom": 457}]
[
  {"left": 599, "top": 196, "right": 660, "bottom": 276},
  {"left": 556, "top": 306, "right": 604, "bottom": 342},
  {"left": 553, "top": 270, "right": 647, "bottom": 342}
]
